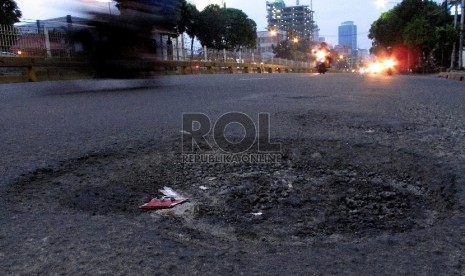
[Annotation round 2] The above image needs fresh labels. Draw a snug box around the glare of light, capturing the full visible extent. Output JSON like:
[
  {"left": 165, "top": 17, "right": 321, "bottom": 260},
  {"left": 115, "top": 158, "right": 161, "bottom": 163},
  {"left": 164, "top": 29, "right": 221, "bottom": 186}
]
[
  {"left": 450, "top": 4, "right": 463, "bottom": 16},
  {"left": 383, "top": 58, "right": 396, "bottom": 69},
  {"left": 368, "top": 62, "right": 383, "bottom": 74},
  {"left": 270, "top": 30, "right": 277, "bottom": 37},
  {"left": 375, "top": 0, "right": 387, "bottom": 9},
  {"left": 315, "top": 50, "right": 327, "bottom": 62},
  {"left": 339, "top": 55, "right": 344, "bottom": 59},
  {"left": 17, "top": 50, "right": 22, "bottom": 55},
  {"left": 293, "top": 37, "right": 299, "bottom": 43}
]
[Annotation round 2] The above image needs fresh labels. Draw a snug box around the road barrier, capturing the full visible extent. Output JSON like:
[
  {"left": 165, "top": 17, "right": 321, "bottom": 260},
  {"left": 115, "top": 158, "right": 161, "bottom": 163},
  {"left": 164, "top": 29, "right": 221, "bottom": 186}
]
[
  {"left": 0, "top": 57, "right": 314, "bottom": 83},
  {"left": 0, "top": 57, "right": 90, "bottom": 83}
]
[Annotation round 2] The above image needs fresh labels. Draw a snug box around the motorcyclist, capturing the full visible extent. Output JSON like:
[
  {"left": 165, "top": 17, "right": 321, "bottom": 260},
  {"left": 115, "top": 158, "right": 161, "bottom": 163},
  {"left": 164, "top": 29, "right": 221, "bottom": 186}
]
[
  {"left": 82, "top": 0, "right": 180, "bottom": 78},
  {"left": 314, "top": 42, "right": 332, "bottom": 74}
]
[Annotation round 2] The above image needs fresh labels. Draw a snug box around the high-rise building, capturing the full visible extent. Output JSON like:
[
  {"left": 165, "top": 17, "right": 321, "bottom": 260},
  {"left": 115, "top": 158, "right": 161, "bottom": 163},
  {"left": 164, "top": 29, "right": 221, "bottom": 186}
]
[
  {"left": 266, "top": 0, "right": 318, "bottom": 41},
  {"left": 338, "top": 21, "right": 357, "bottom": 55}
]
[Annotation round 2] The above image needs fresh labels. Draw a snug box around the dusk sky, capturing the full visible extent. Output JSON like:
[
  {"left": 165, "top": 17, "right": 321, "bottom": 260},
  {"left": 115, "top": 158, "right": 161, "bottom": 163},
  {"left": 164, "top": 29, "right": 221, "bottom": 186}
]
[{"left": 12, "top": 0, "right": 444, "bottom": 49}]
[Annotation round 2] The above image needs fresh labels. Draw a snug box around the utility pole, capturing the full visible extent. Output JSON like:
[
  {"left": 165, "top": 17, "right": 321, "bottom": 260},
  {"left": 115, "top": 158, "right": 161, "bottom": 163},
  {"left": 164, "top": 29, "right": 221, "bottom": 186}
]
[
  {"left": 451, "top": 0, "right": 459, "bottom": 69},
  {"left": 459, "top": 0, "right": 464, "bottom": 69}
]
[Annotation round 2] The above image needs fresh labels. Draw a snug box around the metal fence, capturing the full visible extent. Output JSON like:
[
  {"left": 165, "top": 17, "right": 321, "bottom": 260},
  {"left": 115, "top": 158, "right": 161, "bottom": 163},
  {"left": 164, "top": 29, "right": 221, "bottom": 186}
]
[
  {"left": 167, "top": 44, "right": 312, "bottom": 68},
  {"left": 0, "top": 25, "right": 71, "bottom": 58},
  {"left": 1, "top": 23, "right": 313, "bottom": 67}
]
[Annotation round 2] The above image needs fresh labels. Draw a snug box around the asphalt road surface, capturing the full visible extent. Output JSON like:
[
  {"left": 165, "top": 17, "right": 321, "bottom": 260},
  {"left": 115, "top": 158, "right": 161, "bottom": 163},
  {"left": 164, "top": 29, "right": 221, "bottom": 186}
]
[{"left": 0, "top": 73, "right": 464, "bottom": 275}]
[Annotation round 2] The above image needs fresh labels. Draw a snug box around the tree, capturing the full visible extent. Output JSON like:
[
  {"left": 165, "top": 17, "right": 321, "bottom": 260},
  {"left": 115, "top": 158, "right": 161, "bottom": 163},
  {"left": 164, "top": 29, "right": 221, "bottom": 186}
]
[
  {"left": 272, "top": 31, "right": 313, "bottom": 61},
  {"left": 223, "top": 8, "right": 257, "bottom": 51},
  {"left": 0, "top": 0, "right": 22, "bottom": 25},
  {"left": 368, "top": 0, "right": 453, "bottom": 69},
  {"left": 196, "top": 5, "right": 257, "bottom": 52},
  {"left": 177, "top": 1, "right": 200, "bottom": 59},
  {"left": 272, "top": 39, "right": 293, "bottom": 60},
  {"left": 196, "top": 4, "right": 227, "bottom": 50},
  {"left": 403, "top": 17, "right": 436, "bottom": 56}
]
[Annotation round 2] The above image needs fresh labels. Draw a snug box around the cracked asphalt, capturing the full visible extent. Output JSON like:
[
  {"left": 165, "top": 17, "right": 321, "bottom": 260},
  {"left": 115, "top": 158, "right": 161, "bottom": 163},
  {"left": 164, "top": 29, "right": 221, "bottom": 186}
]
[{"left": 0, "top": 73, "right": 464, "bottom": 275}]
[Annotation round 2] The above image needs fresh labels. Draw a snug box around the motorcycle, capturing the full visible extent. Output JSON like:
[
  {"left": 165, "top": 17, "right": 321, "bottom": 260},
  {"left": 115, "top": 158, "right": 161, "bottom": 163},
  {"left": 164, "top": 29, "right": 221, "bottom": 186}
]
[
  {"left": 317, "top": 61, "right": 328, "bottom": 74},
  {"left": 74, "top": 0, "right": 179, "bottom": 79},
  {"left": 314, "top": 43, "right": 332, "bottom": 75}
]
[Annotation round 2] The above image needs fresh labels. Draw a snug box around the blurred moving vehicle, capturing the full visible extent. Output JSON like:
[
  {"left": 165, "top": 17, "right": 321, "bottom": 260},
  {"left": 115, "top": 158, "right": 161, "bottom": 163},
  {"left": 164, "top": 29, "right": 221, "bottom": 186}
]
[{"left": 75, "top": 0, "right": 179, "bottom": 78}]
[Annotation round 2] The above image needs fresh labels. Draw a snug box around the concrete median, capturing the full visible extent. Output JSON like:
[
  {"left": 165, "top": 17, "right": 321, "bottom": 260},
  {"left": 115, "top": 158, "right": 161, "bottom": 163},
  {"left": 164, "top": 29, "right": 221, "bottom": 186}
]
[
  {"left": 0, "top": 57, "right": 314, "bottom": 83},
  {"left": 438, "top": 71, "right": 465, "bottom": 82}
]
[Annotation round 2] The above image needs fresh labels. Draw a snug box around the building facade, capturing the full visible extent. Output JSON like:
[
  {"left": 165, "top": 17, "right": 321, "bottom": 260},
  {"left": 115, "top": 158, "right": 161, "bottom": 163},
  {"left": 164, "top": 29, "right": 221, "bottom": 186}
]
[
  {"left": 266, "top": 0, "right": 318, "bottom": 41},
  {"left": 338, "top": 21, "right": 357, "bottom": 56},
  {"left": 253, "top": 30, "right": 287, "bottom": 60}
]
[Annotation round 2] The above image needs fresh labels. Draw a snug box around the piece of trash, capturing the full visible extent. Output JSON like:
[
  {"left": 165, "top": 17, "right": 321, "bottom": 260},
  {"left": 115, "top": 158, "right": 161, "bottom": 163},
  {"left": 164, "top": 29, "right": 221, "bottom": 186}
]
[
  {"left": 365, "top": 129, "right": 376, "bottom": 134},
  {"left": 252, "top": 212, "right": 263, "bottom": 216},
  {"left": 208, "top": 177, "right": 218, "bottom": 181},
  {"left": 288, "top": 182, "right": 294, "bottom": 189},
  {"left": 199, "top": 186, "right": 209, "bottom": 190},
  {"left": 180, "top": 130, "right": 191, "bottom": 135},
  {"left": 139, "top": 186, "right": 188, "bottom": 210}
]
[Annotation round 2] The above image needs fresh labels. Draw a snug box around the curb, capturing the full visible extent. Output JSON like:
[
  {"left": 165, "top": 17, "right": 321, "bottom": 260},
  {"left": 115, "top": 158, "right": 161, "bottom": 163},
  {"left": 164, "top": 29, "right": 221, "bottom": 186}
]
[{"left": 438, "top": 71, "right": 465, "bottom": 82}]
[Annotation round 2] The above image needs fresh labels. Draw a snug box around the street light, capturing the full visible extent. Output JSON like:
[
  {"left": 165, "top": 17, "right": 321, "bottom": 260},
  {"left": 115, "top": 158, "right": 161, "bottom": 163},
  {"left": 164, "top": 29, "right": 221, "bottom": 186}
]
[{"left": 269, "top": 28, "right": 280, "bottom": 46}]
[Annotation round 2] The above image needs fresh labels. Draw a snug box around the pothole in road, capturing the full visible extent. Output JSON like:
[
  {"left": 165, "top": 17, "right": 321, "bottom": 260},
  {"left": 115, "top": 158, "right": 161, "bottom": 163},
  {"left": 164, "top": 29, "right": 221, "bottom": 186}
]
[
  {"left": 5, "top": 140, "right": 457, "bottom": 243},
  {"left": 189, "top": 141, "right": 456, "bottom": 242}
]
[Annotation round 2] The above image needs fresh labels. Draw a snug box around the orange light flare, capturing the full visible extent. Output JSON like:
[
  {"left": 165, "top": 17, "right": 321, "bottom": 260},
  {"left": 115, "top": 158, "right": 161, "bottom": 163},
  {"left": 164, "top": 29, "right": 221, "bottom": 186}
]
[
  {"left": 382, "top": 58, "right": 396, "bottom": 69},
  {"left": 315, "top": 50, "right": 328, "bottom": 62},
  {"left": 368, "top": 62, "right": 383, "bottom": 74},
  {"left": 363, "top": 58, "right": 397, "bottom": 75}
]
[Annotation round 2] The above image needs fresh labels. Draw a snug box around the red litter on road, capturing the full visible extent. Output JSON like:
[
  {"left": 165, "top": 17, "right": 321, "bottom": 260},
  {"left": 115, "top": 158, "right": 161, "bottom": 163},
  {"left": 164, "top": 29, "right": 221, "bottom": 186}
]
[
  {"left": 139, "top": 197, "right": 188, "bottom": 210},
  {"left": 139, "top": 187, "right": 188, "bottom": 210}
]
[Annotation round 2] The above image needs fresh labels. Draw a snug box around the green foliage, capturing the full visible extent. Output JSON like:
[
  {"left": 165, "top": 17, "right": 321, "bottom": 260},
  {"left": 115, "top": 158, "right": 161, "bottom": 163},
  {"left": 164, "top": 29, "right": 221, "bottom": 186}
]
[
  {"left": 196, "top": 4, "right": 227, "bottom": 49},
  {"left": 272, "top": 36, "right": 312, "bottom": 61},
  {"left": 272, "top": 39, "right": 293, "bottom": 60},
  {"left": 178, "top": 1, "right": 199, "bottom": 39},
  {"left": 368, "top": 0, "right": 454, "bottom": 67},
  {"left": 112, "top": 1, "right": 256, "bottom": 52},
  {"left": 196, "top": 5, "right": 257, "bottom": 51},
  {"left": 271, "top": 30, "right": 313, "bottom": 61},
  {"left": 402, "top": 17, "right": 436, "bottom": 53},
  {"left": 223, "top": 8, "right": 257, "bottom": 51},
  {"left": 178, "top": 1, "right": 200, "bottom": 58},
  {"left": 0, "top": 0, "right": 22, "bottom": 25}
]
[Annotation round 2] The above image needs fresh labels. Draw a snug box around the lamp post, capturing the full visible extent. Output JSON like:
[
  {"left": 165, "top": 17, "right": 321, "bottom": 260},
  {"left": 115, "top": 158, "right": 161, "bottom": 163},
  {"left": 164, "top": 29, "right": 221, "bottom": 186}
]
[
  {"left": 446, "top": 0, "right": 465, "bottom": 69},
  {"left": 270, "top": 29, "right": 278, "bottom": 46},
  {"left": 459, "top": 0, "right": 464, "bottom": 69}
]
